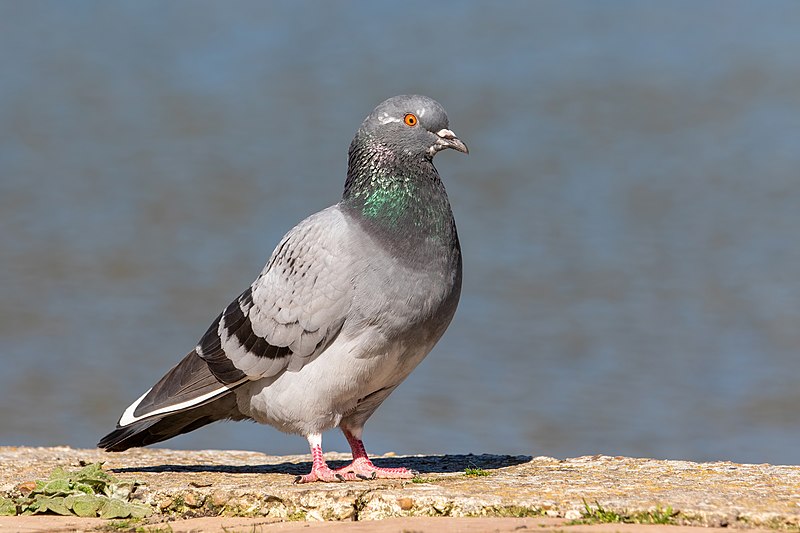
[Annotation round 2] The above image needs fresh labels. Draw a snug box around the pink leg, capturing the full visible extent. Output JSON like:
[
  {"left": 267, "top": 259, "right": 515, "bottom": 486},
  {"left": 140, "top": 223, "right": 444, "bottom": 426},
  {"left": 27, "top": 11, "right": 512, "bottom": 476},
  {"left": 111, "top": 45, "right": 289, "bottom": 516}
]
[
  {"left": 333, "top": 427, "right": 417, "bottom": 480},
  {"left": 294, "top": 433, "right": 361, "bottom": 483}
]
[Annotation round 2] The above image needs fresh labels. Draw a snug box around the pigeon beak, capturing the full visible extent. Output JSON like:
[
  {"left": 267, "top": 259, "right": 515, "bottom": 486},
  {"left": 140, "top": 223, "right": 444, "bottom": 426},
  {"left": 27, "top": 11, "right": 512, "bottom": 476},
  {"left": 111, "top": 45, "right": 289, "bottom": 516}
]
[{"left": 434, "top": 128, "right": 469, "bottom": 154}]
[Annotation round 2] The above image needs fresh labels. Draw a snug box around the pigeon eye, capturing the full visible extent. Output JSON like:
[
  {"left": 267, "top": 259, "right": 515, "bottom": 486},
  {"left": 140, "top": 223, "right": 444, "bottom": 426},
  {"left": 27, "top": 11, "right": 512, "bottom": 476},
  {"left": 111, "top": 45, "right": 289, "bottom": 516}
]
[{"left": 403, "top": 113, "right": 418, "bottom": 127}]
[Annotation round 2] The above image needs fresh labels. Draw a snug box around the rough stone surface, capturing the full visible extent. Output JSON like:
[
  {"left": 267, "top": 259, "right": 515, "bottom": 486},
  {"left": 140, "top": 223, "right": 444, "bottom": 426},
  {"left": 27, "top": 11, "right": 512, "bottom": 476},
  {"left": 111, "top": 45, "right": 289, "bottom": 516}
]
[{"left": 1, "top": 446, "right": 799, "bottom": 530}]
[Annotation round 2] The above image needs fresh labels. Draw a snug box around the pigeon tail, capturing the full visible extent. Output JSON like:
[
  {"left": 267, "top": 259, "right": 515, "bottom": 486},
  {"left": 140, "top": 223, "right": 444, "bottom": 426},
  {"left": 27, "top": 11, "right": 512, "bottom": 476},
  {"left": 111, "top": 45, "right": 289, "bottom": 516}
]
[
  {"left": 98, "top": 349, "right": 250, "bottom": 451},
  {"left": 98, "top": 392, "right": 247, "bottom": 451}
]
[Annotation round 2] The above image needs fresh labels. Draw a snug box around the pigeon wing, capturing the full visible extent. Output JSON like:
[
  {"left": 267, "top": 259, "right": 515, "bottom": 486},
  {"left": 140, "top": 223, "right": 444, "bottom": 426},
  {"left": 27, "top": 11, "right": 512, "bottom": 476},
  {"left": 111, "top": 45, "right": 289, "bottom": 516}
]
[
  {"left": 105, "top": 207, "right": 355, "bottom": 432},
  {"left": 197, "top": 205, "right": 354, "bottom": 382}
]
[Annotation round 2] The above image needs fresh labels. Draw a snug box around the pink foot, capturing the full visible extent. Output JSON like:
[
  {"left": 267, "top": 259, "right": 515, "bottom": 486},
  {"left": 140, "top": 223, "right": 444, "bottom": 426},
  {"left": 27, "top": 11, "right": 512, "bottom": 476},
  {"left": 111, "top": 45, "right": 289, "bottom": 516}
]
[
  {"left": 295, "top": 463, "right": 356, "bottom": 483},
  {"left": 293, "top": 431, "right": 419, "bottom": 483},
  {"left": 295, "top": 435, "right": 362, "bottom": 484},
  {"left": 335, "top": 427, "right": 418, "bottom": 480},
  {"left": 334, "top": 457, "right": 416, "bottom": 480}
]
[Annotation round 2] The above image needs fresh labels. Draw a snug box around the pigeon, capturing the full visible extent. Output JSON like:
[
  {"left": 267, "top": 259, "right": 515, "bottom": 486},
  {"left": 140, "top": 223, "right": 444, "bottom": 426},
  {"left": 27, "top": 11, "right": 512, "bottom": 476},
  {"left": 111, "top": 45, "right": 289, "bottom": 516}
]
[{"left": 98, "top": 94, "right": 467, "bottom": 483}]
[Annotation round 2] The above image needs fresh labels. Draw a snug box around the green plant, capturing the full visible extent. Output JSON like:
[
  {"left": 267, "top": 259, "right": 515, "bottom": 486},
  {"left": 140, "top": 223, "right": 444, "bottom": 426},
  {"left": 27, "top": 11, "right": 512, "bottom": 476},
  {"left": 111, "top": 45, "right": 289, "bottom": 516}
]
[
  {"left": 573, "top": 500, "right": 677, "bottom": 525},
  {"left": 490, "top": 505, "right": 543, "bottom": 518},
  {"left": 639, "top": 505, "right": 677, "bottom": 524},
  {"left": 579, "top": 500, "right": 623, "bottom": 523},
  {"left": 138, "top": 526, "right": 173, "bottom": 533},
  {"left": 103, "top": 523, "right": 173, "bottom": 533},
  {"left": 100, "top": 520, "right": 138, "bottom": 531},
  {"left": 0, "top": 496, "right": 16, "bottom": 516},
  {"left": 285, "top": 509, "right": 307, "bottom": 521},
  {"left": 463, "top": 467, "right": 490, "bottom": 477},
  {"left": 1, "top": 463, "right": 152, "bottom": 519}
]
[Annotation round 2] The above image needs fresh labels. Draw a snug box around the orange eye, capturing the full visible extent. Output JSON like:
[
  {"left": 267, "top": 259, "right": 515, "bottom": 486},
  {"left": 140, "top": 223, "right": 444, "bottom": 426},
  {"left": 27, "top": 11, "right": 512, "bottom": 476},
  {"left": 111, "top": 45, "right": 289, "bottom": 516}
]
[{"left": 403, "top": 113, "right": 418, "bottom": 127}]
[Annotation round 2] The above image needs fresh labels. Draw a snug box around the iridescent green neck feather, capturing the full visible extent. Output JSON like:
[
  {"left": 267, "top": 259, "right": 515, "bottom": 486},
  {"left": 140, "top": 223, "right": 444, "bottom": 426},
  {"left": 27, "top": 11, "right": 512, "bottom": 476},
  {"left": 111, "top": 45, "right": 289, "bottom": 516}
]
[
  {"left": 341, "top": 133, "right": 456, "bottom": 249},
  {"left": 358, "top": 172, "right": 416, "bottom": 224}
]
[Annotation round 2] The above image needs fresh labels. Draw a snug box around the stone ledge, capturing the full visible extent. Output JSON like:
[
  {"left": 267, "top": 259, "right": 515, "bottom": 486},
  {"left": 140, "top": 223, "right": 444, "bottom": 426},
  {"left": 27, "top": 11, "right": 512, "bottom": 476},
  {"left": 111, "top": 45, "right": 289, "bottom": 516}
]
[{"left": 1, "top": 446, "right": 798, "bottom": 529}]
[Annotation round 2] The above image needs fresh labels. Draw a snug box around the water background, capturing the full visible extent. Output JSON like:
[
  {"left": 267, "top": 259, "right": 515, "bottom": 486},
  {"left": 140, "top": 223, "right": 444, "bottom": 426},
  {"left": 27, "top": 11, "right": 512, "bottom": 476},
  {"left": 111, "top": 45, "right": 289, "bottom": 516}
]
[{"left": 2, "top": 1, "right": 800, "bottom": 465}]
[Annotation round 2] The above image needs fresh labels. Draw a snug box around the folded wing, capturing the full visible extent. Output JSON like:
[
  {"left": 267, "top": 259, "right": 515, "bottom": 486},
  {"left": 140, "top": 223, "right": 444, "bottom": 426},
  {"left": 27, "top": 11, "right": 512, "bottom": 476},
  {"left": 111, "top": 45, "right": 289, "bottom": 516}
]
[{"left": 98, "top": 206, "right": 354, "bottom": 450}]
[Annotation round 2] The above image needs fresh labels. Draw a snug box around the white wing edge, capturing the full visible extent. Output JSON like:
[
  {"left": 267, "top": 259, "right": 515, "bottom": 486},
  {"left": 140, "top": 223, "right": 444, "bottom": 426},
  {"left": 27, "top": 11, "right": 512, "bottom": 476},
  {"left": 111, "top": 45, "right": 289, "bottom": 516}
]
[{"left": 117, "top": 377, "right": 249, "bottom": 427}]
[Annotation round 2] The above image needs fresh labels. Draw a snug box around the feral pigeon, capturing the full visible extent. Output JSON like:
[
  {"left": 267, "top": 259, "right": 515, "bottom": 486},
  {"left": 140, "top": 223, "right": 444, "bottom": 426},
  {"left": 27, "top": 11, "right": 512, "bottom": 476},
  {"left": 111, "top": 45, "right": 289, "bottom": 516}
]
[{"left": 98, "top": 95, "right": 467, "bottom": 482}]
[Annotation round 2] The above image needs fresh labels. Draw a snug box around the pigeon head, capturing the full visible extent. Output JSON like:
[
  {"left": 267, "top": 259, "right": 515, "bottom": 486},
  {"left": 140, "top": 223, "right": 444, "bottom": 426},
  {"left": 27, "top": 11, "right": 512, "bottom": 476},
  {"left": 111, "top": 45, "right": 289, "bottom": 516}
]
[
  {"left": 358, "top": 95, "right": 468, "bottom": 159},
  {"left": 343, "top": 95, "right": 465, "bottom": 233}
]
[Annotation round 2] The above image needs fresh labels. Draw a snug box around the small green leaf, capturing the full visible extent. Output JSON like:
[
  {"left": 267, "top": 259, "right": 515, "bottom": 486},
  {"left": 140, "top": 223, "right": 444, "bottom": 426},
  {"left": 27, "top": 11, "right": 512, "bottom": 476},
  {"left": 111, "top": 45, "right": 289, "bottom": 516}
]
[
  {"left": 42, "top": 478, "right": 72, "bottom": 495},
  {"left": 72, "top": 482, "right": 95, "bottom": 495},
  {"left": 17, "top": 498, "right": 37, "bottom": 515},
  {"left": 32, "top": 496, "right": 71, "bottom": 516},
  {"left": 47, "top": 467, "right": 69, "bottom": 480},
  {"left": 29, "top": 496, "right": 47, "bottom": 513},
  {"left": 100, "top": 498, "right": 131, "bottom": 519},
  {"left": 76, "top": 463, "right": 104, "bottom": 477},
  {"left": 0, "top": 497, "right": 17, "bottom": 516},
  {"left": 108, "top": 481, "right": 133, "bottom": 500},
  {"left": 66, "top": 494, "right": 104, "bottom": 517},
  {"left": 128, "top": 502, "right": 153, "bottom": 519},
  {"left": 80, "top": 478, "right": 108, "bottom": 493},
  {"left": 77, "top": 463, "right": 117, "bottom": 486}
]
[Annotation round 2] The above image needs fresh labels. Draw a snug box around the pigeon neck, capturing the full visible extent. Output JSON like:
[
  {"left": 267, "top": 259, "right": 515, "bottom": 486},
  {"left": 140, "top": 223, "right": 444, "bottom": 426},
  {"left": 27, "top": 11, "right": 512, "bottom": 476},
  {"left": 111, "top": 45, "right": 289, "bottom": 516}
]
[{"left": 341, "top": 136, "right": 455, "bottom": 242}]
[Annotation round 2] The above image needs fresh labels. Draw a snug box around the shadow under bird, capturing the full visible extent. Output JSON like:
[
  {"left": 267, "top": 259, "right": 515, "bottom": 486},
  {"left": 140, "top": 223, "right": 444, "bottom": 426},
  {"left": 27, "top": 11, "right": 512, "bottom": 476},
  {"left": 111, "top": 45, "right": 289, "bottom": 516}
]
[{"left": 98, "top": 94, "right": 468, "bottom": 482}]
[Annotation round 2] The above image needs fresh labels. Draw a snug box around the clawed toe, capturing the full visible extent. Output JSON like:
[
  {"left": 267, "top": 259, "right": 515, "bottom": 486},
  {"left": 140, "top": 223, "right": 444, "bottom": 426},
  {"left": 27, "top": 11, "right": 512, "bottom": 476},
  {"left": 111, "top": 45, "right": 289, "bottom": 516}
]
[
  {"left": 295, "top": 466, "right": 350, "bottom": 484},
  {"left": 333, "top": 460, "right": 415, "bottom": 480}
]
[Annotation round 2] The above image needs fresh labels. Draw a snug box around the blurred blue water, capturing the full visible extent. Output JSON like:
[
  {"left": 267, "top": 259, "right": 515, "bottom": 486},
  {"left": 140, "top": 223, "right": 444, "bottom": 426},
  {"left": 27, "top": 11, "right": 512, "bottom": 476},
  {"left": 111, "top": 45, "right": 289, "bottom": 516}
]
[{"left": 2, "top": 1, "right": 799, "bottom": 464}]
